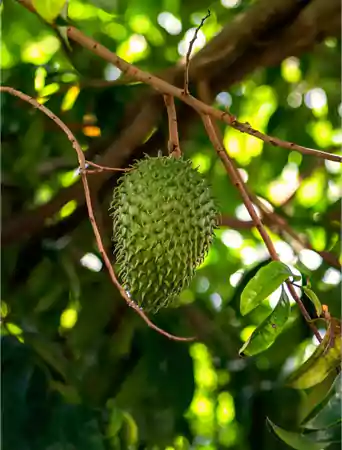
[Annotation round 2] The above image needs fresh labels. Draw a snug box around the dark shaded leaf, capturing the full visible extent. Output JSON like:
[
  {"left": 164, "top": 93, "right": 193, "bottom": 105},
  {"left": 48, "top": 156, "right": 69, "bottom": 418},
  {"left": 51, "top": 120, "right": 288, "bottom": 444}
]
[
  {"left": 304, "top": 373, "right": 341, "bottom": 430},
  {"left": 267, "top": 418, "right": 332, "bottom": 450},
  {"left": 303, "top": 287, "right": 322, "bottom": 317}
]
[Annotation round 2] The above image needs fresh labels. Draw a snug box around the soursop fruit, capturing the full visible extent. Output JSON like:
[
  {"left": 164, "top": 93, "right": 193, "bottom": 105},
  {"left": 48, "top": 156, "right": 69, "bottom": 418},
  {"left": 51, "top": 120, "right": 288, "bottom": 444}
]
[{"left": 110, "top": 155, "right": 218, "bottom": 313}]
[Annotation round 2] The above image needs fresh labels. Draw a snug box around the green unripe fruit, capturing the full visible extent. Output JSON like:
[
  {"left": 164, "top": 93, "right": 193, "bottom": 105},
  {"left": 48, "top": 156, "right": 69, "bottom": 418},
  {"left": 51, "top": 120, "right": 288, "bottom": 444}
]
[{"left": 110, "top": 155, "right": 218, "bottom": 313}]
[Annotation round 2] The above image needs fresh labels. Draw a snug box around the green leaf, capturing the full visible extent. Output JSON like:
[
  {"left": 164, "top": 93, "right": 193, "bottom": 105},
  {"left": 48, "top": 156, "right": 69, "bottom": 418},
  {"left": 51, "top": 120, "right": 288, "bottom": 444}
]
[
  {"left": 239, "top": 288, "right": 290, "bottom": 356},
  {"left": 304, "top": 373, "right": 341, "bottom": 430},
  {"left": 240, "top": 261, "right": 292, "bottom": 315},
  {"left": 267, "top": 418, "right": 332, "bottom": 450},
  {"left": 32, "top": 0, "right": 67, "bottom": 23},
  {"left": 303, "top": 286, "right": 322, "bottom": 317},
  {"left": 287, "top": 320, "right": 342, "bottom": 389},
  {"left": 299, "top": 372, "right": 338, "bottom": 424}
]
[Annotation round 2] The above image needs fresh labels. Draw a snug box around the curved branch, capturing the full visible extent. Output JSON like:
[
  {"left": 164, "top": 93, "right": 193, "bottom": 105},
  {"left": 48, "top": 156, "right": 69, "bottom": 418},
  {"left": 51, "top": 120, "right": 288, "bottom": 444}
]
[{"left": 0, "top": 86, "right": 194, "bottom": 342}]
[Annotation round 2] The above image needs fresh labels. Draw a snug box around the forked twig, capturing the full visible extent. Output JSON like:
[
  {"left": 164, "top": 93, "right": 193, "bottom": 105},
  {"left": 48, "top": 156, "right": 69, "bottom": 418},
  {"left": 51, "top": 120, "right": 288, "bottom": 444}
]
[
  {"left": 16, "top": 0, "right": 342, "bottom": 163},
  {"left": 0, "top": 86, "right": 194, "bottom": 342},
  {"left": 201, "top": 113, "right": 322, "bottom": 342},
  {"left": 83, "top": 160, "right": 131, "bottom": 174},
  {"left": 163, "top": 94, "right": 181, "bottom": 158},
  {"left": 252, "top": 195, "right": 341, "bottom": 270},
  {"left": 184, "top": 9, "right": 211, "bottom": 95}
]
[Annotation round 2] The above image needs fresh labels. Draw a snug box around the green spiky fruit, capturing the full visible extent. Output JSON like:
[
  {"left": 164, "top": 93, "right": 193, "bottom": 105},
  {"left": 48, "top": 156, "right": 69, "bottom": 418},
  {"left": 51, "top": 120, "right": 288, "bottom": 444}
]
[{"left": 110, "top": 155, "right": 218, "bottom": 313}]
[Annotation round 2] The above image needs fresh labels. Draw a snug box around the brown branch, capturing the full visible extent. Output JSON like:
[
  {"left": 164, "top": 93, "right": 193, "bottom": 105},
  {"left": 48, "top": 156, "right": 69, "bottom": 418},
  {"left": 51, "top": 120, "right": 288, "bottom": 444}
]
[
  {"left": 0, "top": 86, "right": 194, "bottom": 342},
  {"left": 163, "top": 95, "right": 181, "bottom": 158},
  {"left": 252, "top": 196, "right": 341, "bottom": 270},
  {"left": 84, "top": 160, "right": 130, "bottom": 173},
  {"left": 4, "top": 0, "right": 339, "bottom": 249},
  {"left": 61, "top": 25, "right": 341, "bottom": 164},
  {"left": 200, "top": 113, "right": 322, "bottom": 342},
  {"left": 184, "top": 9, "right": 211, "bottom": 95},
  {"left": 17, "top": 0, "right": 341, "bottom": 162}
]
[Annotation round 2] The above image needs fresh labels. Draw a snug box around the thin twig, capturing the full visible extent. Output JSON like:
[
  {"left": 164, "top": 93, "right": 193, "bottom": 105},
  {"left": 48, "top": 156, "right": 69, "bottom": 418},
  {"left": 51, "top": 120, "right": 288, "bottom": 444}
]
[
  {"left": 252, "top": 196, "right": 341, "bottom": 270},
  {"left": 163, "top": 95, "right": 181, "bottom": 158},
  {"left": 184, "top": 10, "right": 211, "bottom": 95},
  {"left": 17, "top": 0, "right": 342, "bottom": 163},
  {"left": 0, "top": 86, "right": 194, "bottom": 342},
  {"left": 201, "top": 113, "right": 322, "bottom": 342},
  {"left": 85, "top": 160, "right": 130, "bottom": 172}
]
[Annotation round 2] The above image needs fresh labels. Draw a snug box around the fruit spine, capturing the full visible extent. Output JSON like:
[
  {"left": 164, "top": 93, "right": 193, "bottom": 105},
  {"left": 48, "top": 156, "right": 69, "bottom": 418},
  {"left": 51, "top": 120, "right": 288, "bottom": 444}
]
[{"left": 110, "top": 155, "right": 218, "bottom": 312}]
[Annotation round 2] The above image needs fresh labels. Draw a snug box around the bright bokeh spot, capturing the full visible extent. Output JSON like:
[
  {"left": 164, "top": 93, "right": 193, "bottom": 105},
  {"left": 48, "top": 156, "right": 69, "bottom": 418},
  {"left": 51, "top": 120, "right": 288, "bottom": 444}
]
[
  {"left": 322, "top": 268, "right": 341, "bottom": 285},
  {"left": 190, "top": 343, "right": 217, "bottom": 390},
  {"left": 59, "top": 200, "right": 77, "bottom": 219},
  {"left": 191, "top": 153, "right": 211, "bottom": 173},
  {"left": 104, "top": 22, "right": 127, "bottom": 41},
  {"left": 196, "top": 276, "right": 210, "bottom": 293},
  {"left": 328, "top": 180, "right": 341, "bottom": 202},
  {"left": 235, "top": 204, "right": 261, "bottom": 221},
  {"left": 238, "top": 168, "right": 249, "bottom": 183},
  {"left": 224, "top": 86, "right": 277, "bottom": 165},
  {"left": 216, "top": 92, "right": 232, "bottom": 108},
  {"left": 281, "top": 57, "right": 301, "bottom": 83},
  {"left": 83, "top": 126, "right": 101, "bottom": 137},
  {"left": 35, "top": 185, "right": 53, "bottom": 205},
  {"left": 61, "top": 86, "right": 80, "bottom": 112},
  {"left": 1, "top": 42, "right": 15, "bottom": 68},
  {"left": 39, "top": 83, "right": 60, "bottom": 98},
  {"left": 59, "top": 171, "right": 77, "bottom": 188},
  {"left": 22, "top": 35, "right": 60, "bottom": 64},
  {"left": 229, "top": 270, "right": 244, "bottom": 287},
  {"left": 299, "top": 249, "right": 323, "bottom": 271},
  {"left": 221, "top": 230, "right": 243, "bottom": 249},
  {"left": 210, "top": 293, "right": 222, "bottom": 310},
  {"left": 104, "top": 64, "right": 122, "bottom": 81},
  {"left": 80, "top": 253, "right": 103, "bottom": 272},
  {"left": 221, "top": 0, "right": 241, "bottom": 7},
  {"left": 191, "top": 395, "right": 214, "bottom": 416},
  {"left": 1, "top": 301, "right": 9, "bottom": 318},
  {"left": 287, "top": 91, "right": 302, "bottom": 108},
  {"left": 129, "top": 14, "right": 152, "bottom": 34},
  {"left": 157, "top": 12, "right": 182, "bottom": 35},
  {"left": 274, "top": 241, "right": 296, "bottom": 265},
  {"left": 240, "top": 246, "right": 258, "bottom": 266},
  {"left": 117, "top": 34, "right": 148, "bottom": 63},
  {"left": 178, "top": 28, "right": 206, "bottom": 56},
  {"left": 69, "top": 0, "right": 98, "bottom": 19},
  {"left": 296, "top": 170, "right": 325, "bottom": 207},
  {"left": 308, "top": 120, "right": 333, "bottom": 148},
  {"left": 217, "top": 392, "right": 235, "bottom": 425},
  {"left": 305, "top": 88, "right": 327, "bottom": 109},
  {"left": 6, "top": 323, "right": 23, "bottom": 335},
  {"left": 268, "top": 163, "right": 300, "bottom": 205},
  {"left": 60, "top": 308, "right": 78, "bottom": 329},
  {"left": 34, "top": 67, "right": 47, "bottom": 91}
]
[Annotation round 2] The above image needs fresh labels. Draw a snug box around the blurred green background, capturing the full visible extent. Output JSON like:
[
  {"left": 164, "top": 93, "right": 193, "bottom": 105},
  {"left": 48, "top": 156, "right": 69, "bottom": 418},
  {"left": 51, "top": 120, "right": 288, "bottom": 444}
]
[{"left": 1, "top": 0, "right": 341, "bottom": 449}]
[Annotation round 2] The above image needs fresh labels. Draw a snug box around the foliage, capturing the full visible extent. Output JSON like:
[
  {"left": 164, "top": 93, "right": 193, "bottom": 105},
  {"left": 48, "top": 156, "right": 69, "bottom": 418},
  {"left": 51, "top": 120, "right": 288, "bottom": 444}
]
[{"left": 1, "top": 0, "right": 341, "bottom": 449}]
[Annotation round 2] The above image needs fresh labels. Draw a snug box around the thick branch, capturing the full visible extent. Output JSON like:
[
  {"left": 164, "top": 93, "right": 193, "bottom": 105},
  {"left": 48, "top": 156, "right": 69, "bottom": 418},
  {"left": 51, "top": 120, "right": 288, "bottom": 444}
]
[{"left": 5, "top": 0, "right": 340, "bottom": 248}]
